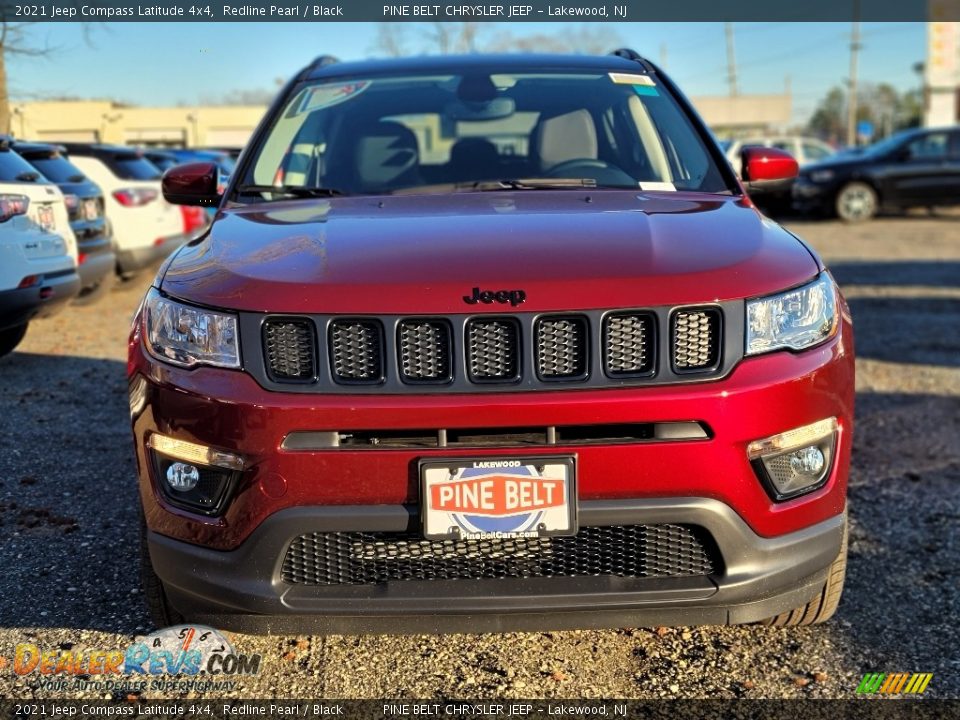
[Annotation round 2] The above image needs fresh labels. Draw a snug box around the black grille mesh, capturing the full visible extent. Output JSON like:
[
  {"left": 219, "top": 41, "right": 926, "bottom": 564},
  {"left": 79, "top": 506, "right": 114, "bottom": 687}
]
[
  {"left": 398, "top": 321, "right": 451, "bottom": 381},
  {"left": 673, "top": 309, "right": 721, "bottom": 370},
  {"left": 536, "top": 317, "right": 587, "bottom": 379},
  {"left": 330, "top": 321, "right": 382, "bottom": 382},
  {"left": 281, "top": 524, "right": 718, "bottom": 585},
  {"left": 467, "top": 319, "right": 520, "bottom": 381},
  {"left": 605, "top": 313, "right": 654, "bottom": 375},
  {"left": 263, "top": 320, "right": 316, "bottom": 381}
]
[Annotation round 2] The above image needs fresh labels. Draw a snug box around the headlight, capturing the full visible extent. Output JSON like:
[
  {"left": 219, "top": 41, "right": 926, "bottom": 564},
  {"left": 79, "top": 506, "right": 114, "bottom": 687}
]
[
  {"left": 809, "top": 169, "right": 835, "bottom": 183},
  {"left": 746, "top": 273, "right": 837, "bottom": 356},
  {"left": 144, "top": 287, "right": 240, "bottom": 369}
]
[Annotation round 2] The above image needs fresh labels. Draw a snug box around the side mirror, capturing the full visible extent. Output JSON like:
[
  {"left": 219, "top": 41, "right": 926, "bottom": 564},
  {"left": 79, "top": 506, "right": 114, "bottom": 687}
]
[
  {"left": 161, "top": 162, "right": 221, "bottom": 206},
  {"left": 741, "top": 147, "right": 799, "bottom": 186}
]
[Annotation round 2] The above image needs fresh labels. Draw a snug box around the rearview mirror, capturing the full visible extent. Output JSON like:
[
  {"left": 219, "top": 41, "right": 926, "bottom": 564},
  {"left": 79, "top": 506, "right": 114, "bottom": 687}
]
[
  {"left": 741, "top": 146, "right": 799, "bottom": 185},
  {"left": 162, "top": 162, "right": 221, "bottom": 206}
]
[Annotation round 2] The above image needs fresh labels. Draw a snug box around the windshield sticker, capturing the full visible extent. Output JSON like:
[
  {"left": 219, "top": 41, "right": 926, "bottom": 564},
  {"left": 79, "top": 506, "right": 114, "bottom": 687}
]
[
  {"left": 638, "top": 181, "right": 677, "bottom": 192},
  {"left": 609, "top": 73, "right": 655, "bottom": 86},
  {"left": 297, "top": 81, "right": 371, "bottom": 114},
  {"left": 632, "top": 85, "right": 660, "bottom": 97}
]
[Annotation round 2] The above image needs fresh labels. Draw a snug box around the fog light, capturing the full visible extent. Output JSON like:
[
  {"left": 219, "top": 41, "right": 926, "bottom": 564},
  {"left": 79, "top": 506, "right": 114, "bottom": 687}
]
[
  {"left": 166, "top": 462, "right": 200, "bottom": 491},
  {"left": 789, "top": 446, "right": 825, "bottom": 476},
  {"left": 748, "top": 418, "right": 838, "bottom": 501}
]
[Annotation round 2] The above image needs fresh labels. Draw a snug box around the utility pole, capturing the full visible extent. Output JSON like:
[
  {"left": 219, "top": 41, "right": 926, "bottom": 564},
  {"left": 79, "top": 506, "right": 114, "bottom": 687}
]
[
  {"left": 846, "top": 2, "right": 862, "bottom": 147},
  {"left": 725, "top": 22, "right": 739, "bottom": 97},
  {"left": 660, "top": 42, "right": 668, "bottom": 70}
]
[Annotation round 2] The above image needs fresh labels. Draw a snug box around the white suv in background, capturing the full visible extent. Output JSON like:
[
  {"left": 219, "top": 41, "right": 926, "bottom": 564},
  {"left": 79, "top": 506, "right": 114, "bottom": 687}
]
[
  {"left": 723, "top": 136, "right": 836, "bottom": 174},
  {"left": 60, "top": 144, "right": 188, "bottom": 279},
  {"left": 0, "top": 144, "right": 81, "bottom": 357}
]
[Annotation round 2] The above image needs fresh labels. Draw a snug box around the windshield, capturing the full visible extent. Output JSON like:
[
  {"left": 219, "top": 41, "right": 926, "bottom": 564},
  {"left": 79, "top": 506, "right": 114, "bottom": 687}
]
[{"left": 243, "top": 70, "right": 729, "bottom": 197}]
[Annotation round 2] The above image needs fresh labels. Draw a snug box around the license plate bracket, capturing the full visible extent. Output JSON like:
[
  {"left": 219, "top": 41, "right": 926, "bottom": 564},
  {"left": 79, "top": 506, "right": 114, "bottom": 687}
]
[{"left": 419, "top": 456, "right": 576, "bottom": 541}]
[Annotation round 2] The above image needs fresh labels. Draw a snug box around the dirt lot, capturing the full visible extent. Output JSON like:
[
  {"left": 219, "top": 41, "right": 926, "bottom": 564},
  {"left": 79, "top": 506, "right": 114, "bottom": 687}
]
[{"left": 0, "top": 214, "right": 958, "bottom": 699}]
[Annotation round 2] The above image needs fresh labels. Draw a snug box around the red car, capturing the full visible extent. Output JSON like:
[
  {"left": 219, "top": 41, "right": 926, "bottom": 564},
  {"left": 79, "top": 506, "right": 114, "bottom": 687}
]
[{"left": 130, "top": 50, "right": 853, "bottom": 633}]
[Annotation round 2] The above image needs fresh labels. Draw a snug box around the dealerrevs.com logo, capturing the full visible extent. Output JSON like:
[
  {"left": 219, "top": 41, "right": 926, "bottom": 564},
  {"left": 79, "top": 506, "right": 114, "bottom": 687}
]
[{"left": 4, "top": 625, "right": 261, "bottom": 693}]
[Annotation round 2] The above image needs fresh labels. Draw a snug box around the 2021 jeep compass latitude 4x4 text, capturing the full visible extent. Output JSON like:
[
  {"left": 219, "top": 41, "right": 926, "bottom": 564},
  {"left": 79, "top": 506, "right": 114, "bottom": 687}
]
[{"left": 131, "top": 50, "right": 853, "bottom": 633}]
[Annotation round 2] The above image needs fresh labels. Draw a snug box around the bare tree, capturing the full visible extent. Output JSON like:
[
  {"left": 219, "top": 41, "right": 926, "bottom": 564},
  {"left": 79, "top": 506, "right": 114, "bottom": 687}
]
[
  {"left": 487, "top": 26, "right": 623, "bottom": 55},
  {"left": 373, "top": 22, "right": 484, "bottom": 56},
  {"left": 0, "top": 23, "right": 58, "bottom": 134},
  {"left": 373, "top": 23, "right": 408, "bottom": 57}
]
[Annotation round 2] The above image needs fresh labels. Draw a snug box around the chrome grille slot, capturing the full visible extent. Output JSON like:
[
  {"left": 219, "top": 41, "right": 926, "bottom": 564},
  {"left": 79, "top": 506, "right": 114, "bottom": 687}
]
[
  {"left": 604, "top": 313, "right": 655, "bottom": 376},
  {"left": 398, "top": 320, "right": 452, "bottom": 382},
  {"left": 263, "top": 319, "right": 316, "bottom": 382},
  {"left": 467, "top": 318, "right": 520, "bottom": 382},
  {"left": 329, "top": 320, "right": 383, "bottom": 383},
  {"left": 536, "top": 316, "right": 588, "bottom": 380},
  {"left": 672, "top": 308, "right": 721, "bottom": 372}
]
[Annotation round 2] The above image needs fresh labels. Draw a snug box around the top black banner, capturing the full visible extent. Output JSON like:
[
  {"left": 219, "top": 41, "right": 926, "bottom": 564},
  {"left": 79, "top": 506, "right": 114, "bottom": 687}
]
[{"left": 0, "top": 0, "right": 954, "bottom": 22}]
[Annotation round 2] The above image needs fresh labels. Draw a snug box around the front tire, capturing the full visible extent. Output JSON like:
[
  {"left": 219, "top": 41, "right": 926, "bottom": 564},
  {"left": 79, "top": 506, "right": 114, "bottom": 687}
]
[
  {"left": 835, "top": 182, "right": 878, "bottom": 222},
  {"left": 140, "top": 510, "right": 185, "bottom": 627},
  {"left": 761, "top": 514, "right": 848, "bottom": 626},
  {"left": 0, "top": 323, "right": 28, "bottom": 358}
]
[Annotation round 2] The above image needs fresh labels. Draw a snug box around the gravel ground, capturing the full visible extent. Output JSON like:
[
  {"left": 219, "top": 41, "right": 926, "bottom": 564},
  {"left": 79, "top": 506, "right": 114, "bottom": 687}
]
[{"left": 0, "top": 213, "right": 958, "bottom": 700}]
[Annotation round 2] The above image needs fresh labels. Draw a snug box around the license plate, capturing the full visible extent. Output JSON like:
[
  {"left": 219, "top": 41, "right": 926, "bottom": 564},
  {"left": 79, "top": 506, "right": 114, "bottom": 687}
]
[
  {"left": 420, "top": 456, "right": 576, "bottom": 541},
  {"left": 37, "top": 205, "right": 55, "bottom": 231},
  {"left": 83, "top": 198, "right": 99, "bottom": 221}
]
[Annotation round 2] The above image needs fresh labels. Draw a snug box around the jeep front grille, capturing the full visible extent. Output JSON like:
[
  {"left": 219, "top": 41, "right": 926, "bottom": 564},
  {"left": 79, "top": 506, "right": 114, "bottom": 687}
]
[
  {"left": 672, "top": 309, "right": 722, "bottom": 372},
  {"left": 281, "top": 524, "right": 720, "bottom": 585},
  {"left": 263, "top": 319, "right": 316, "bottom": 382},
  {"left": 250, "top": 304, "right": 737, "bottom": 393}
]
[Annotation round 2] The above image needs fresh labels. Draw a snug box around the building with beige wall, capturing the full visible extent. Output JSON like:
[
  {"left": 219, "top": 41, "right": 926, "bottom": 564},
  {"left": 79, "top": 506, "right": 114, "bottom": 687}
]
[
  {"left": 10, "top": 100, "right": 267, "bottom": 148},
  {"left": 10, "top": 93, "right": 790, "bottom": 150}
]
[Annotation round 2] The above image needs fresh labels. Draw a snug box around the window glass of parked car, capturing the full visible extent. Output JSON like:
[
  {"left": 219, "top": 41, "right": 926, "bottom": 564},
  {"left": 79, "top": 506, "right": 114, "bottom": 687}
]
[
  {"left": 20, "top": 152, "right": 87, "bottom": 184},
  {"left": 906, "top": 132, "right": 949, "bottom": 160},
  {"left": 106, "top": 153, "right": 163, "bottom": 181},
  {"left": 245, "top": 71, "right": 730, "bottom": 196},
  {"left": 0, "top": 148, "right": 44, "bottom": 182},
  {"left": 802, "top": 142, "right": 832, "bottom": 162}
]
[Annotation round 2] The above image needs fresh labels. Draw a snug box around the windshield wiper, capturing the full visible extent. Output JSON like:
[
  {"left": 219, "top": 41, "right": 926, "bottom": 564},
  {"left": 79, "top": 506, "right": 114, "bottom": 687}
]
[
  {"left": 457, "top": 178, "right": 598, "bottom": 191},
  {"left": 235, "top": 184, "right": 346, "bottom": 199}
]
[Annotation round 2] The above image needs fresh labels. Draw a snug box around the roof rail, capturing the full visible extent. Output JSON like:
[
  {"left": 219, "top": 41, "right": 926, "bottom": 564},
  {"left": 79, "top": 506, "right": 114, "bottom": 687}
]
[
  {"left": 609, "top": 48, "right": 655, "bottom": 71},
  {"left": 298, "top": 54, "right": 340, "bottom": 80}
]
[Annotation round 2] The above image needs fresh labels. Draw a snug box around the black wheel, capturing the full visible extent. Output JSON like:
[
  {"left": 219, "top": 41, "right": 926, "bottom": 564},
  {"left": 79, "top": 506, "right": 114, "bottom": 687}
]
[
  {"left": 0, "top": 323, "right": 28, "bottom": 359},
  {"left": 835, "top": 182, "right": 878, "bottom": 222},
  {"left": 140, "top": 509, "right": 185, "bottom": 627},
  {"left": 73, "top": 270, "right": 116, "bottom": 306},
  {"left": 761, "top": 514, "right": 848, "bottom": 626}
]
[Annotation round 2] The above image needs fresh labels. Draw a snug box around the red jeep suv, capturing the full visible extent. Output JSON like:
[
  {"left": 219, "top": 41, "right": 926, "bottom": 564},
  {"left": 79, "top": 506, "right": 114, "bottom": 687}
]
[{"left": 130, "top": 50, "right": 853, "bottom": 633}]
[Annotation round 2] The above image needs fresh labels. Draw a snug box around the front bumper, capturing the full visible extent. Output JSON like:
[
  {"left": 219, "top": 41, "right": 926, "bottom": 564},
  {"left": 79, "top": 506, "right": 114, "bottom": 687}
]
[
  {"left": 148, "top": 499, "right": 845, "bottom": 633},
  {"left": 132, "top": 311, "right": 853, "bottom": 630}
]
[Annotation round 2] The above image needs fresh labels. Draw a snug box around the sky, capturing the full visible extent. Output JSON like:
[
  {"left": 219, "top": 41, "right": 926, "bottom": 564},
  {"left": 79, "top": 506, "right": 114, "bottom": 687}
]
[{"left": 9, "top": 22, "right": 926, "bottom": 124}]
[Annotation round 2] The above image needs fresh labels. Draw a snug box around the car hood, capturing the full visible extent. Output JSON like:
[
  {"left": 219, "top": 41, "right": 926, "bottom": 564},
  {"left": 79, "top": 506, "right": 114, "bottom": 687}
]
[{"left": 161, "top": 191, "right": 820, "bottom": 314}]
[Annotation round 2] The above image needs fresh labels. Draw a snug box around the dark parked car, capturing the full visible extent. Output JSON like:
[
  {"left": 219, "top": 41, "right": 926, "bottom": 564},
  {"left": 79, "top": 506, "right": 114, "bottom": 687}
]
[
  {"left": 793, "top": 126, "right": 960, "bottom": 222},
  {"left": 12, "top": 141, "right": 116, "bottom": 302}
]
